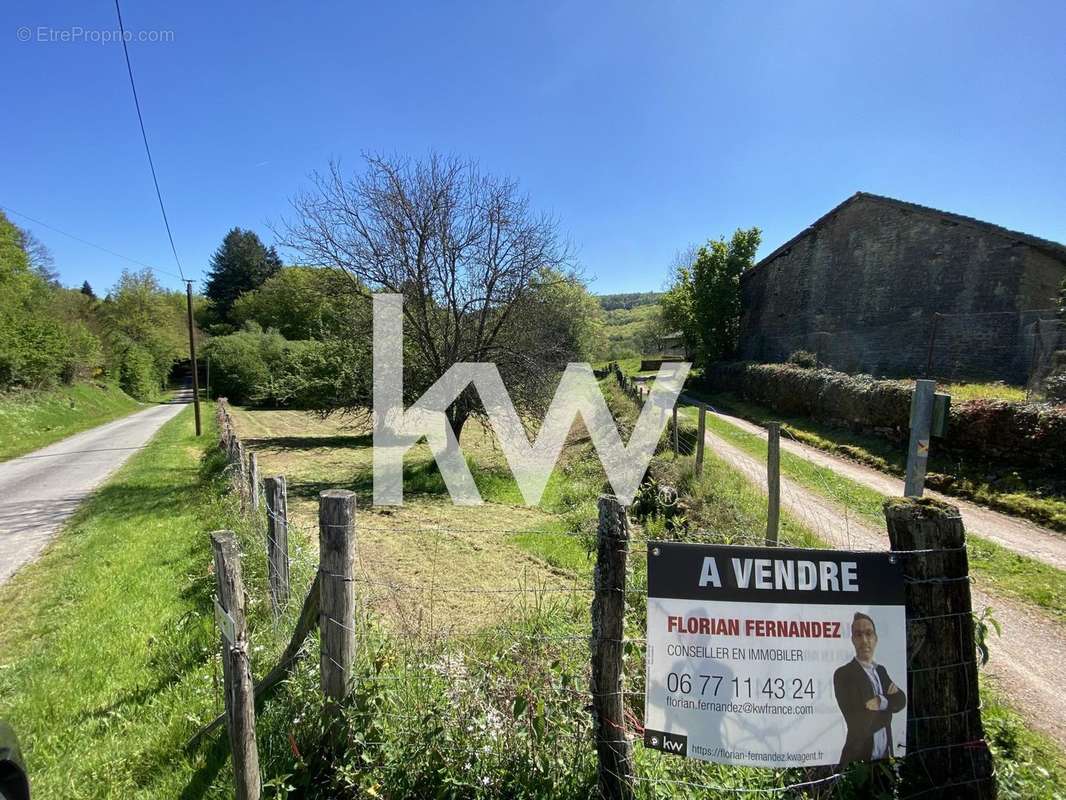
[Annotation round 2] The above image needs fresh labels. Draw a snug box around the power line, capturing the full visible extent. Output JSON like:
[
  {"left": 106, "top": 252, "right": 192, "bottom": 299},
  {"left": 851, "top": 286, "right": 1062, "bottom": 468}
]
[
  {"left": 113, "top": 0, "right": 187, "bottom": 282},
  {"left": 0, "top": 204, "right": 184, "bottom": 281}
]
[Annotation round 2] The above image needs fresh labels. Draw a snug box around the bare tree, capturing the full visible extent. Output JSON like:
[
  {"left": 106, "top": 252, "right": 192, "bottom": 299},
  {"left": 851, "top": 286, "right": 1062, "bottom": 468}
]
[
  {"left": 16, "top": 227, "right": 60, "bottom": 286},
  {"left": 279, "top": 153, "right": 581, "bottom": 435}
]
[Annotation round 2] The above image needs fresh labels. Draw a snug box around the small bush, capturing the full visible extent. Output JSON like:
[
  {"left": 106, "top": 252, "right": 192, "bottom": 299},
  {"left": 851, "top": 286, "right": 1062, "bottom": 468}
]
[
  {"left": 1044, "top": 373, "right": 1066, "bottom": 403},
  {"left": 787, "top": 349, "right": 818, "bottom": 369}
]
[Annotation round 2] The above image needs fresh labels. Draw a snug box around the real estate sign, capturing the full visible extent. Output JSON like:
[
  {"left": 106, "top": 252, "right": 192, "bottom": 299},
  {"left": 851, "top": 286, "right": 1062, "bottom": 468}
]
[{"left": 644, "top": 542, "right": 907, "bottom": 769}]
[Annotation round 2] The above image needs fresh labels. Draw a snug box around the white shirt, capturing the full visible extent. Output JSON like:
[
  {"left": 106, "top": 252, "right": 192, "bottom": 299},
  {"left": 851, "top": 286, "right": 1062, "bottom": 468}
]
[{"left": 857, "top": 659, "right": 888, "bottom": 759}]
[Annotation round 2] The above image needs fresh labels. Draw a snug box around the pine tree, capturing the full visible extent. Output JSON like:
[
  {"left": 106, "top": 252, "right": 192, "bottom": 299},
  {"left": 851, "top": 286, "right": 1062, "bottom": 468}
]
[
  {"left": 80, "top": 281, "right": 96, "bottom": 299},
  {"left": 203, "top": 228, "right": 283, "bottom": 323}
]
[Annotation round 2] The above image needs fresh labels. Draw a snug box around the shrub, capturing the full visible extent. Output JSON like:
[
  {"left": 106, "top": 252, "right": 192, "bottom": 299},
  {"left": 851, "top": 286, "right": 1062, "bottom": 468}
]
[
  {"left": 202, "top": 330, "right": 277, "bottom": 405},
  {"left": 117, "top": 342, "right": 161, "bottom": 400},
  {"left": 1045, "top": 374, "right": 1066, "bottom": 403},
  {"left": 787, "top": 350, "right": 818, "bottom": 369}
]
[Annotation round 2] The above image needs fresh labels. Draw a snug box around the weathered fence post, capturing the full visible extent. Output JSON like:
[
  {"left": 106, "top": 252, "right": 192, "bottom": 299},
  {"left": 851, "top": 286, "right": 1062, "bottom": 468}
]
[
  {"left": 766, "top": 422, "right": 781, "bottom": 545},
  {"left": 319, "top": 490, "right": 356, "bottom": 722},
  {"left": 590, "top": 495, "right": 635, "bottom": 800},
  {"left": 695, "top": 405, "right": 706, "bottom": 475},
  {"left": 211, "top": 531, "right": 261, "bottom": 800},
  {"left": 235, "top": 441, "right": 247, "bottom": 506},
  {"left": 248, "top": 452, "right": 260, "bottom": 512},
  {"left": 671, "top": 406, "right": 679, "bottom": 456},
  {"left": 264, "top": 476, "right": 290, "bottom": 611},
  {"left": 904, "top": 379, "right": 936, "bottom": 497},
  {"left": 884, "top": 498, "right": 996, "bottom": 799}
]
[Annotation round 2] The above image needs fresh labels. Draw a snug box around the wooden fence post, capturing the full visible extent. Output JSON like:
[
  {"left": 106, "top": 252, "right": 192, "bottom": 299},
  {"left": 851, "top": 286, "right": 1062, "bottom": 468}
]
[
  {"left": 695, "top": 405, "right": 706, "bottom": 475},
  {"left": 319, "top": 490, "right": 356, "bottom": 722},
  {"left": 590, "top": 495, "right": 635, "bottom": 800},
  {"left": 884, "top": 498, "right": 995, "bottom": 799},
  {"left": 248, "top": 452, "right": 260, "bottom": 512},
  {"left": 671, "top": 406, "right": 679, "bottom": 456},
  {"left": 210, "top": 531, "right": 261, "bottom": 800},
  {"left": 264, "top": 476, "right": 290, "bottom": 612},
  {"left": 766, "top": 422, "right": 781, "bottom": 546}
]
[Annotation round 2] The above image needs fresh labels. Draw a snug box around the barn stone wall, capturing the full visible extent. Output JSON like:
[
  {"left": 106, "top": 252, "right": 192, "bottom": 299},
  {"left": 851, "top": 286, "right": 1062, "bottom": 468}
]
[{"left": 737, "top": 195, "right": 1066, "bottom": 383}]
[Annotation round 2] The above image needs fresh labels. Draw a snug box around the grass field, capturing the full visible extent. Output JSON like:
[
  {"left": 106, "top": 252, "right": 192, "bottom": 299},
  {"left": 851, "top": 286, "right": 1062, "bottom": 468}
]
[{"left": 0, "top": 382, "right": 143, "bottom": 461}]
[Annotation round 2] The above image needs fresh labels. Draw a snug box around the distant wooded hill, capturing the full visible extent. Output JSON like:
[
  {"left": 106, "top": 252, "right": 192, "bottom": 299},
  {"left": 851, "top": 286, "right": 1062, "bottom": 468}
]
[
  {"left": 596, "top": 292, "right": 664, "bottom": 359},
  {"left": 596, "top": 291, "right": 662, "bottom": 311}
]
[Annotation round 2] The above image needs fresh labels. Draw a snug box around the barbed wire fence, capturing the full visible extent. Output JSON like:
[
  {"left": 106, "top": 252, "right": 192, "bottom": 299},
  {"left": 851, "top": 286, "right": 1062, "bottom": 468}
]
[{"left": 202, "top": 391, "right": 996, "bottom": 799}]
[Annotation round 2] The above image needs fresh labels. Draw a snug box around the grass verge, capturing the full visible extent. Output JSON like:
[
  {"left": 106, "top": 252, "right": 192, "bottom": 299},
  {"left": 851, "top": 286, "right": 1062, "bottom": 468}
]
[
  {"left": 0, "top": 382, "right": 143, "bottom": 461},
  {"left": 0, "top": 407, "right": 261, "bottom": 798}
]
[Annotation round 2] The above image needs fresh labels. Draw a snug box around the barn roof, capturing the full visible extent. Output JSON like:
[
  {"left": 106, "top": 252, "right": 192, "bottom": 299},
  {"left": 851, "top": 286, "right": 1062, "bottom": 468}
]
[{"left": 745, "top": 192, "right": 1066, "bottom": 281}]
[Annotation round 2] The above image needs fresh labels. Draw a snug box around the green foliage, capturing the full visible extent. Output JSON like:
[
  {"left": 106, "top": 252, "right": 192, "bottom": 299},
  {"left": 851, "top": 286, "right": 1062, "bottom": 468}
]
[
  {"left": 691, "top": 228, "right": 761, "bottom": 365},
  {"left": 660, "top": 228, "right": 761, "bottom": 368},
  {"left": 599, "top": 302, "right": 664, "bottom": 360},
  {"left": 96, "top": 270, "right": 188, "bottom": 399},
  {"left": 203, "top": 227, "right": 283, "bottom": 324},
  {"left": 524, "top": 268, "right": 606, "bottom": 362},
  {"left": 597, "top": 291, "right": 662, "bottom": 311},
  {"left": 231, "top": 266, "right": 367, "bottom": 339},
  {"left": 787, "top": 349, "right": 819, "bottom": 369},
  {"left": 203, "top": 327, "right": 371, "bottom": 407}
]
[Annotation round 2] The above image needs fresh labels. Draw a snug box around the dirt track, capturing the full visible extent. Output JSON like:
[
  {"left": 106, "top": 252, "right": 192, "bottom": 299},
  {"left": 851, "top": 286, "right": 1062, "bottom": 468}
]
[{"left": 704, "top": 405, "right": 1066, "bottom": 570}]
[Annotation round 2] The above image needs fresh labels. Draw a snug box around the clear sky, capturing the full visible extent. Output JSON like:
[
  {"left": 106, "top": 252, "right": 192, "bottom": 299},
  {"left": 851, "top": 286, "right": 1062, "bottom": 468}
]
[{"left": 2, "top": 1, "right": 1064, "bottom": 295}]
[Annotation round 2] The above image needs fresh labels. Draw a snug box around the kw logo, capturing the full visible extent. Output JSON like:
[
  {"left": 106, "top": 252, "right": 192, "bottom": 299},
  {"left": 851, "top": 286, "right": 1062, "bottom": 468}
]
[
  {"left": 643, "top": 728, "right": 688, "bottom": 758},
  {"left": 372, "top": 294, "right": 690, "bottom": 506}
]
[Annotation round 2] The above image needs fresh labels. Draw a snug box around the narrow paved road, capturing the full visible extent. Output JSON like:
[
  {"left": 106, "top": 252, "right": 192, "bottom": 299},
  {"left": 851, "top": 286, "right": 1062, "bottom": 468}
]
[
  {"left": 687, "top": 410, "right": 1066, "bottom": 747},
  {"left": 0, "top": 391, "right": 190, "bottom": 585}
]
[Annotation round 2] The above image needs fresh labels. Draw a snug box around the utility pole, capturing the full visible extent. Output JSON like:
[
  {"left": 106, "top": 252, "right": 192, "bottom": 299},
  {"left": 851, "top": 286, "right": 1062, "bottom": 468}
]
[{"left": 185, "top": 280, "right": 202, "bottom": 436}]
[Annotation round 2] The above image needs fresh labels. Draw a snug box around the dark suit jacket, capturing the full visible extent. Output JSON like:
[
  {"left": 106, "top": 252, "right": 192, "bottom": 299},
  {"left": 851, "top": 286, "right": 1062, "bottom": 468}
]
[{"left": 833, "top": 658, "right": 906, "bottom": 766}]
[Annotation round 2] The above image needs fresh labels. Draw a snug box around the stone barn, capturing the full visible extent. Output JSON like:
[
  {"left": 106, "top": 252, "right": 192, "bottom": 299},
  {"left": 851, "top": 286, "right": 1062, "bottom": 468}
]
[{"left": 737, "top": 193, "right": 1066, "bottom": 383}]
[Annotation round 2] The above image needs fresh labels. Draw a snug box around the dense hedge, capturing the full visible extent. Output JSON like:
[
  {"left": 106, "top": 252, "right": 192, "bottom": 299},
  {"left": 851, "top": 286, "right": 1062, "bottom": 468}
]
[
  {"left": 203, "top": 327, "right": 369, "bottom": 408},
  {"left": 701, "top": 362, "right": 1066, "bottom": 470}
]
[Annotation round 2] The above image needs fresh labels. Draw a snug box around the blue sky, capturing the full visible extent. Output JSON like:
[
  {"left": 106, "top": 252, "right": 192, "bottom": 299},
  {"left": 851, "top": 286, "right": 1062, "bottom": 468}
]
[{"left": 2, "top": 1, "right": 1065, "bottom": 295}]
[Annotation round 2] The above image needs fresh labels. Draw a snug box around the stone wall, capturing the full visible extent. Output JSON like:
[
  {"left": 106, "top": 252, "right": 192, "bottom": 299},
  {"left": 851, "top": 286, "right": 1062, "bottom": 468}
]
[{"left": 737, "top": 194, "right": 1066, "bottom": 383}]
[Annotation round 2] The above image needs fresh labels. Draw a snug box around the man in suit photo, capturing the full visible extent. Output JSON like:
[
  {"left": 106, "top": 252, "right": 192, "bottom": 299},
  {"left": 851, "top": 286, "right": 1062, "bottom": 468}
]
[{"left": 834, "top": 612, "right": 907, "bottom": 766}]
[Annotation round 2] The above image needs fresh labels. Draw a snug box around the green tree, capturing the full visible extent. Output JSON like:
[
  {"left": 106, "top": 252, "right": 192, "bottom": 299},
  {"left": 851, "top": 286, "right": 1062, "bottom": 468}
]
[
  {"left": 661, "top": 228, "right": 760, "bottom": 366},
  {"left": 97, "top": 270, "right": 188, "bottom": 398},
  {"left": 80, "top": 281, "right": 97, "bottom": 299},
  {"left": 203, "top": 228, "right": 283, "bottom": 326},
  {"left": 659, "top": 264, "right": 697, "bottom": 358},
  {"left": 230, "top": 266, "right": 367, "bottom": 339}
]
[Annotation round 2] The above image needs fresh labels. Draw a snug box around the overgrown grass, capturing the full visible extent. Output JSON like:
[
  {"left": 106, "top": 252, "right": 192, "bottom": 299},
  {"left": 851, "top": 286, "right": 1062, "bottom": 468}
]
[
  {"left": 983, "top": 683, "right": 1066, "bottom": 797},
  {"left": 689, "top": 388, "right": 1066, "bottom": 532},
  {"left": 938, "top": 381, "right": 1028, "bottom": 403},
  {"left": 0, "top": 382, "right": 143, "bottom": 461}
]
